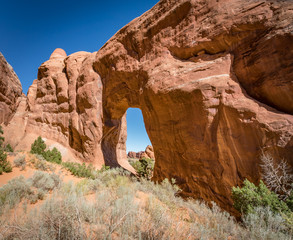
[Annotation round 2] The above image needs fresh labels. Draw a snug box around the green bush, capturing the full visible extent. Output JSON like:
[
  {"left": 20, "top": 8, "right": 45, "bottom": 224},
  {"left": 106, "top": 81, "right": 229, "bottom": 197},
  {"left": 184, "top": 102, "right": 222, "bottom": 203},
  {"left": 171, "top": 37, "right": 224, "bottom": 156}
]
[
  {"left": 4, "top": 144, "right": 13, "bottom": 152},
  {"left": 43, "top": 147, "right": 62, "bottom": 164},
  {"left": 286, "top": 189, "right": 293, "bottom": 211},
  {"left": 100, "top": 164, "right": 110, "bottom": 172},
  {"left": 0, "top": 148, "right": 12, "bottom": 174},
  {"left": 62, "top": 162, "right": 97, "bottom": 179},
  {"left": 0, "top": 126, "right": 12, "bottom": 174},
  {"left": 30, "top": 137, "right": 62, "bottom": 164},
  {"left": 232, "top": 179, "right": 290, "bottom": 215},
  {"left": 0, "top": 126, "right": 4, "bottom": 148},
  {"left": 30, "top": 136, "right": 46, "bottom": 155},
  {"left": 130, "top": 157, "right": 154, "bottom": 179}
]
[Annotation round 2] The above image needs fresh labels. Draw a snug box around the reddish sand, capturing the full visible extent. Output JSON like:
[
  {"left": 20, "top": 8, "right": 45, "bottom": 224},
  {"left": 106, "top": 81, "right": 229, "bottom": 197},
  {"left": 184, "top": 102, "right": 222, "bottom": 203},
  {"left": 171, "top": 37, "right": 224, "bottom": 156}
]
[{"left": 0, "top": 153, "right": 81, "bottom": 187}]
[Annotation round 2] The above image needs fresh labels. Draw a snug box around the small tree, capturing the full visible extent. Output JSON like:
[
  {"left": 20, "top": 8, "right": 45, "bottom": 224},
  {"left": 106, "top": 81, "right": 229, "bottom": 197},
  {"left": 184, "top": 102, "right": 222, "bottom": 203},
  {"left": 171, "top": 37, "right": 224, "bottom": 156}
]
[
  {"left": 0, "top": 126, "right": 4, "bottom": 148},
  {"left": 260, "top": 153, "right": 293, "bottom": 201},
  {"left": 43, "top": 147, "right": 62, "bottom": 164},
  {"left": 232, "top": 179, "right": 289, "bottom": 215},
  {"left": 130, "top": 157, "right": 154, "bottom": 180},
  {"left": 31, "top": 137, "right": 62, "bottom": 165},
  {"left": 4, "top": 144, "right": 13, "bottom": 152},
  {"left": 0, "top": 126, "right": 12, "bottom": 174},
  {"left": 31, "top": 137, "right": 46, "bottom": 155}
]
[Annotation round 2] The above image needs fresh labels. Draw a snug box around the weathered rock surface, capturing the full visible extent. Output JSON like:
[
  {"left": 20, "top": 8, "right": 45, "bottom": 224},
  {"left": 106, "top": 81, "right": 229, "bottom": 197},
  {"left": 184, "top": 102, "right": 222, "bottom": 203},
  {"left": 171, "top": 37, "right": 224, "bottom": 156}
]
[
  {"left": 3, "top": 49, "right": 134, "bottom": 171},
  {"left": 145, "top": 145, "right": 155, "bottom": 159},
  {"left": 127, "top": 151, "right": 137, "bottom": 159},
  {"left": 0, "top": 53, "right": 22, "bottom": 124},
  {"left": 92, "top": 0, "right": 293, "bottom": 212},
  {"left": 2, "top": 0, "right": 293, "bottom": 213},
  {"left": 127, "top": 145, "right": 155, "bottom": 159}
]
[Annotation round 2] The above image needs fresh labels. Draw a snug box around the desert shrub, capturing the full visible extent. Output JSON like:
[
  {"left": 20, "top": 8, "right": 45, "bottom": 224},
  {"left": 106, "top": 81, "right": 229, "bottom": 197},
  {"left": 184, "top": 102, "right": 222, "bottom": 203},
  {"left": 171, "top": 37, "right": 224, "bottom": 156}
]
[
  {"left": 4, "top": 144, "right": 13, "bottom": 152},
  {"left": 29, "top": 171, "right": 61, "bottom": 192},
  {"left": 0, "top": 174, "right": 241, "bottom": 239},
  {"left": 43, "top": 147, "right": 62, "bottom": 164},
  {"left": 99, "top": 164, "right": 110, "bottom": 172},
  {"left": 62, "top": 162, "right": 97, "bottom": 179},
  {"left": 286, "top": 189, "right": 293, "bottom": 211},
  {"left": 0, "top": 148, "right": 12, "bottom": 174},
  {"left": 0, "top": 127, "right": 12, "bottom": 173},
  {"left": 30, "top": 136, "right": 46, "bottom": 155},
  {"left": 0, "top": 176, "right": 33, "bottom": 213},
  {"left": 232, "top": 179, "right": 289, "bottom": 215},
  {"left": 232, "top": 179, "right": 293, "bottom": 237},
  {"left": 1, "top": 170, "right": 292, "bottom": 239},
  {"left": 137, "top": 178, "right": 180, "bottom": 207},
  {"left": 130, "top": 157, "right": 154, "bottom": 179},
  {"left": 0, "top": 126, "right": 4, "bottom": 148},
  {"left": 13, "top": 155, "right": 26, "bottom": 170},
  {"left": 241, "top": 207, "right": 291, "bottom": 239},
  {"left": 0, "top": 172, "right": 62, "bottom": 215},
  {"left": 31, "top": 137, "right": 63, "bottom": 166},
  {"left": 30, "top": 154, "right": 55, "bottom": 171}
]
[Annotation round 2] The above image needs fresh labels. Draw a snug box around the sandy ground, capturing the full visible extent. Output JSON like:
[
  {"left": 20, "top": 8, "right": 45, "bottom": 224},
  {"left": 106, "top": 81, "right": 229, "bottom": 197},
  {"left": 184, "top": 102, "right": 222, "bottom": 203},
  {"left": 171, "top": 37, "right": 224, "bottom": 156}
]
[
  {"left": 0, "top": 152, "right": 153, "bottom": 211},
  {"left": 0, "top": 152, "right": 82, "bottom": 187}
]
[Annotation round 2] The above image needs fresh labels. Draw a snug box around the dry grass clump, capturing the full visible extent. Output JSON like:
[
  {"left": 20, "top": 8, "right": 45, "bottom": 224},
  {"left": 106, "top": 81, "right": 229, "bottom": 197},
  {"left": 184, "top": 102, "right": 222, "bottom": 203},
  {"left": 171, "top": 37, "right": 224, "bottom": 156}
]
[
  {"left": 0, "top": 171, "right": 61, "bottom": 215},
  {"left": 29, "top": 171, "right": 62, "bottom": 192},
  {"left": 28, "top": 153, "right": 56, "bottom": 172},
  {"left": 0, "top": 168, "right": 291, "bottom": 239},
  {"left": 13, "top": 154, "right": 26, "bottom": 170}
]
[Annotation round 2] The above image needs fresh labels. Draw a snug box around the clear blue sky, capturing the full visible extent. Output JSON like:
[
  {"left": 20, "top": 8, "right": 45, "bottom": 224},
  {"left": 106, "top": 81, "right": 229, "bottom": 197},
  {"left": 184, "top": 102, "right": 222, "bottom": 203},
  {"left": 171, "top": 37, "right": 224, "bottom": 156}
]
[
  {"left": 126, "top": 108, "right": 151, "bottom": 152},
  {"left": 0, "top": 0, "right": 157, "bottom": 152}
]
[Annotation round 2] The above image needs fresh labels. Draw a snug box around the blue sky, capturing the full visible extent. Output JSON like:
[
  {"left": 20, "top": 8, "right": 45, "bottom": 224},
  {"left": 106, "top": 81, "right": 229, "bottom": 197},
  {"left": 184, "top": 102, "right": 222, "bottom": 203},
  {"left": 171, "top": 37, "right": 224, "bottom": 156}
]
[
  {"left": 0, "top": 0, "right": 157, "bottom": 152},
  {"left": 126, "top": 108, "right": 151, "bottom": 152}
]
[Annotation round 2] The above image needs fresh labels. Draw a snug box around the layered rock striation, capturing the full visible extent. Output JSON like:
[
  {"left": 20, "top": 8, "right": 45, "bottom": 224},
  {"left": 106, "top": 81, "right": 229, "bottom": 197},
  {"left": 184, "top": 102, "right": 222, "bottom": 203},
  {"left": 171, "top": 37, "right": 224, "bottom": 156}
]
[
  {"left": 0, "top": 53, "right": 22, "bottom": 124},
  {"left": 1, "top": 0, "right": 293, "bottom": 213}
]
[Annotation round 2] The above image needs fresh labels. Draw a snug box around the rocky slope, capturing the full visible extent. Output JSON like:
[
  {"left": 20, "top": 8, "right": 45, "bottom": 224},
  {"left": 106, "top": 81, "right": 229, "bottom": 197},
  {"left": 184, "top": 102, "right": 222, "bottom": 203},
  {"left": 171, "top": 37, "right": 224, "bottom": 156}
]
[
  {"left": 1, "top": 0, "right": 293, "bottom": 213},
  {"left": 0, "top": 53, "right": 22, "bottom": 124}
]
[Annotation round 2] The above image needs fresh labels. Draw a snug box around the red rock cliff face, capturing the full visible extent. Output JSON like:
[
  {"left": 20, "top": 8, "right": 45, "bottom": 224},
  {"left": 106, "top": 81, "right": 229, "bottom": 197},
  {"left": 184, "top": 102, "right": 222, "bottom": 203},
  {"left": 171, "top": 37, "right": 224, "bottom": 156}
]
[
  {"left": 27, "top": 49, "right": 105, "bottom": 165},
  {"left": 92, "top": 0, "right": 293, "bottom": 212},
  {"left": 2, "top": 0, "right": 293, "bottom": 213},
  {"left": 3, "top": 48, "right": 133, "bottom": 171},
  {"left": 0, "top": 53, "right": 22, "bottom": 124}
]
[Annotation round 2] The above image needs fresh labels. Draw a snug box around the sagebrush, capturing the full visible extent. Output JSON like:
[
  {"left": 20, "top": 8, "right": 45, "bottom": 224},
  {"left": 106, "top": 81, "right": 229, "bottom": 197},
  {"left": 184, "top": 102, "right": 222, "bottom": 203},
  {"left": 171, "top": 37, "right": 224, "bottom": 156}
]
[{"left": 1, "top": 168, "right": 292, "bottom": 239}]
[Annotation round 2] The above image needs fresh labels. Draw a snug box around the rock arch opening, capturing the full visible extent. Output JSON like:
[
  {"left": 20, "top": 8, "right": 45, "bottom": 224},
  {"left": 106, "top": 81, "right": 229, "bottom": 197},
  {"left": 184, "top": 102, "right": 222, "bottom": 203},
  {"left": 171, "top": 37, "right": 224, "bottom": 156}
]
[
  {"left": 101, "top": 105, "right": 154, "bottom": 173},
  {"left": 126, "top": 107, "right": 152, "bottom": 156}
]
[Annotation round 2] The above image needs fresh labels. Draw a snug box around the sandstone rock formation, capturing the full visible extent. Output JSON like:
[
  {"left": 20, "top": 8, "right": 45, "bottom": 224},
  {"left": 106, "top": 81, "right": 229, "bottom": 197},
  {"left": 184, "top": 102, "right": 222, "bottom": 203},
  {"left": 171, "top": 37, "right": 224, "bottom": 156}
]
[
  {"left": 127, "top": 145, "right": 155, "bottom": 159},
  {"left": 0, "top": 53, "right": 22, "bottom": 124},
  {"left": 127, "top": 151, "right": 137, "bottom": 159},
  {"left": 1, "top": 0, "right": 293, "bottom": 213},
  {"left": 2, "top": 49, "right": 133, "bottom": 171},
  {"left": 92, "top": 0, "right": 293, "bottom": 212},
  {"left": 145, "top": 145, "right": 155, "bottom": 159}
]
